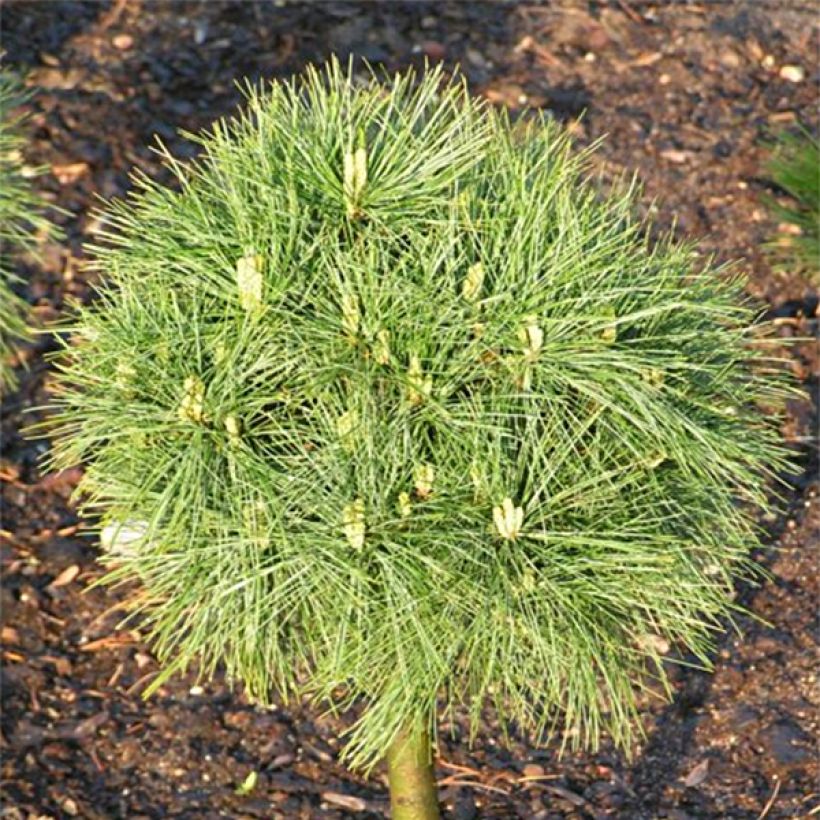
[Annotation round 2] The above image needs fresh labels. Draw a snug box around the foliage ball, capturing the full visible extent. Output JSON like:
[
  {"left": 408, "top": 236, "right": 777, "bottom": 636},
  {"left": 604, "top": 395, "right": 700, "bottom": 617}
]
[{"left": 50, "top": 60, "right": 789, "bottom": 769}]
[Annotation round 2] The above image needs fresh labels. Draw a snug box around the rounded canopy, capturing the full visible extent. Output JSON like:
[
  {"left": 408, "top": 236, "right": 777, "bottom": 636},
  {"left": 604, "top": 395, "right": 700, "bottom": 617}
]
[{"left": 50, "top": 59, "right": 788, "bottom": 769}]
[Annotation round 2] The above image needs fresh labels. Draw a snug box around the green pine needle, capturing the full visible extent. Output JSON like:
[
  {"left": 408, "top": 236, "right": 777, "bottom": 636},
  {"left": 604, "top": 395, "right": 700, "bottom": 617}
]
[
  {"left": 46, "top": 59, "right": 793, "bottom": 771},
  {"left": 0, "top": 68, "right": 51, "bottom": 393},
  {"left": 765, "top": 128, "right": 819, "bottom": 279}
]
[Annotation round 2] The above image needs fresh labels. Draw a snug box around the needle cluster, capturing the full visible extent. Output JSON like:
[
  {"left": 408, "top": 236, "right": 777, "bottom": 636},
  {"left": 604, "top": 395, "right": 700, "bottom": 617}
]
[
  {"left": 0, "top": 69, "right": 49, "bottom": 393},
  {"left": 49, "top": 60, "right": 790, "bottom": 769},
  {"left": 765, "top": 128, "right": 819, "bottom": 280}
]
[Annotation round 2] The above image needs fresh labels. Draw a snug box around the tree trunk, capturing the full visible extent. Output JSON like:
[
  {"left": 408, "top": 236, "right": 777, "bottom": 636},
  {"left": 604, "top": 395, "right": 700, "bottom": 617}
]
[{"left": 386, "top": 724, "right": 440, "bottom": 820}]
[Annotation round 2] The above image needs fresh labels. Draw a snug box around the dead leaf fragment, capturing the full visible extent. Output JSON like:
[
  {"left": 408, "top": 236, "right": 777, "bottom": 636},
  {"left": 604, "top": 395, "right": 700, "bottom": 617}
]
[{"left": 683, "top": 758, "right": 710, "bottom": 788}]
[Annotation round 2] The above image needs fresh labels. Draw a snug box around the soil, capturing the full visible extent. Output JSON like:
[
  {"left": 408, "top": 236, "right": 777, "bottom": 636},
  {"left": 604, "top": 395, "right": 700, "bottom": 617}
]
[{"left": 1, "top": 2, "right": 818, "bottom": 818}]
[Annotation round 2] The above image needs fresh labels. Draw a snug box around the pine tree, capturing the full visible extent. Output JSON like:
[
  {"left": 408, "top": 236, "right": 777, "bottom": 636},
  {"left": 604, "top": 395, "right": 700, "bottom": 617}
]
[{"left": 47, "top": 60, "right": 791, "bottom": 818}]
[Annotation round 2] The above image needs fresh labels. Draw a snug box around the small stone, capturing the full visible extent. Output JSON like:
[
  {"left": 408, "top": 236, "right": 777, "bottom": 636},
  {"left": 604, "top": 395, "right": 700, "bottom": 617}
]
[
  {"left": 193, "top": 21, "right": 208, "bottom": 45},
  {"left": 713, "top": 140, "right": 732, "bottom": 158},
  {"left": 779, "top": 64, "right": 804, "bottom": 83},
  {"left": 465, "top": 48, "right": 487, "bottom": 68},
  {"left": 720, "top": 50, "right": 741, "bottom": 68},
  {"left": 420, "top": 40, "right": 446, "bottom": 61},
  {"left": 62, "top": 798, "right": 79, "bottom": 816},
  {"left": 112, "top": 33, "right": 134, "bottom": 50}
]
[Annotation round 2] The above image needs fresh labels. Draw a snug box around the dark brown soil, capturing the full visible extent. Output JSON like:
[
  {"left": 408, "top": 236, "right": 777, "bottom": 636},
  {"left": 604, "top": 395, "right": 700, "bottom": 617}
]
[{"left": 1, "top": 2, "right": 817, "bottom": 818}]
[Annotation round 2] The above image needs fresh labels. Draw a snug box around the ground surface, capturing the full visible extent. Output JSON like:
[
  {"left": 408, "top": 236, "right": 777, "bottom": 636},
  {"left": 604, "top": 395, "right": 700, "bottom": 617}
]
[{"left": 0, "top": 2, "right": 817, "bottom": 818}]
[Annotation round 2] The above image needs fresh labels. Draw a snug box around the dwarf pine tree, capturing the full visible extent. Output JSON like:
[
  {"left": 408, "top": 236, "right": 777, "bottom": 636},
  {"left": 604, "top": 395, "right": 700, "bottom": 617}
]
[
  {"left": 0, "top": 69, "right": 50, "bottom": 393},
  {"left": 48, "top": 61, "right": 790, "bottom": 818}
]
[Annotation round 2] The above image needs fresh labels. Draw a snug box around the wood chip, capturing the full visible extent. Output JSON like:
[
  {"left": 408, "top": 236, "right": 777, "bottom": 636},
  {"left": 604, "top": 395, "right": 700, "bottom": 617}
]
[
  {"left": 522, "top": 762, "right": 546, "bottom": 778},
  {"left": 79, "top": 634, "right": 137, "bottom": 652},
  {"left": 67, "top": 711, "right": 109, "bottom": 739},
  {"left": 321, "top": 792, "right": 367, "bottom": 812},
  {"left": 42, "top": 654, "right": 72, "bottom": 676},
  {"left": 49, "top": 564, "right": 80, "bottom": 588},
  {"left": 52, "top": 162, "right": 90, "bottom": 184},
  {"left": 632, "top": 51, "right": 662, "bottom": 67},
  {"left": 660, "top": 149, "right": 694, "bottom": 164},
  {"left": 1, "top": 626, "right": 20, "bottom": 644}
]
